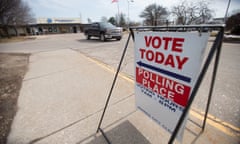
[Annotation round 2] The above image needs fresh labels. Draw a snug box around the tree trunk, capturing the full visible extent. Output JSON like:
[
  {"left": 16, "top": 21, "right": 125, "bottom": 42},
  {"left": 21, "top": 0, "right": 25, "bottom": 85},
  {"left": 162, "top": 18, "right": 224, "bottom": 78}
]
[
  {"left": 3, "top": 25, "right": 11, "bottom": 38},
  {"left": 13, "top": 26, "right": 18, "bottom": 36}
]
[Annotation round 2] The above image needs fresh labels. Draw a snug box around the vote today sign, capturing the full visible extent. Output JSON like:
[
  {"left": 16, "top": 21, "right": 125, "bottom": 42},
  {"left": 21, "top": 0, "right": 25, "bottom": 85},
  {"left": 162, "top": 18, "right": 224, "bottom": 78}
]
[{"left": 134, "top": 31, "right": 209, "bottom": 139}]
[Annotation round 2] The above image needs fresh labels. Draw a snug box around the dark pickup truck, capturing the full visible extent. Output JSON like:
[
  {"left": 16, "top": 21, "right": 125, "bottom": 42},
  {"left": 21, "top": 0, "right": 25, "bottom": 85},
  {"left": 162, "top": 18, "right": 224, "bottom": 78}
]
[{"left": 84, "top": 22, "right": 123, "bottom": 41}]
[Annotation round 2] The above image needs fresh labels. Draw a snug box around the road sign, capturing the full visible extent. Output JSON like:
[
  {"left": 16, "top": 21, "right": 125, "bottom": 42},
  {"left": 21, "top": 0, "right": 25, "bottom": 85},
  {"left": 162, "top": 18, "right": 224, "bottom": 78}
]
[{"left": 134, "top": 31, "right": 209, "bottom": 139}]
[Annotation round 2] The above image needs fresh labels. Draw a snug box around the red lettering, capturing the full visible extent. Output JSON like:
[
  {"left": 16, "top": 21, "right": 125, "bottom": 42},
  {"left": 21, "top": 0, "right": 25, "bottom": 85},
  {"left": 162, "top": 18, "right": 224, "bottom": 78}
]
[
  {"left": 176, "top": 56, "right": 189, "bottom": 70},
  {"left": 172, "top": 38, "right": 184, "bottom": 52},
  {"left": 139, "top": 48, "right": 146, "bottom": 59},
  {"left": 139, "top": 49, "right": 188, "bottom": 70},
  {"left": 164, "top": 54, "right": 175, "bottom": 68},
  {"left": 162, "top": 37, "right": 172, "bottom": 50},
  {"left": 155, "top": 52, "right": 164, "bottom": 64},
  {"left": 146, "top": 50, "right": 154, "bottom": 61},
  {"left": 145, "top": 36, "right": 152, "bottom": 47},
  {"left": 152, "top": 36, "right": 161, "bottom": 48},
  {"left": 144, "top": 36, "right": 185, "bottom": 53}
]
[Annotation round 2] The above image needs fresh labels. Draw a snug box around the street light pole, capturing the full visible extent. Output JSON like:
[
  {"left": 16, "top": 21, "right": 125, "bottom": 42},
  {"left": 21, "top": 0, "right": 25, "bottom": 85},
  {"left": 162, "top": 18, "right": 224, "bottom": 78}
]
[
  {"left": 128, "top": 0, "right": 129, "bottom": 27},
  {"left": 127, "top": 0, "right": 134, "bottom": 28},
  {"left": 224, "top": 0, "right": 231, "bottom": 23}
]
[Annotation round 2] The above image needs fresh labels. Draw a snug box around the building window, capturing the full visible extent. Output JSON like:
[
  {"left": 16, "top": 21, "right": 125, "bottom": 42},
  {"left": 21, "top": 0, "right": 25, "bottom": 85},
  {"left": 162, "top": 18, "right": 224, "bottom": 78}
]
[
  {"left": 48, "top": 27, "right": 52, "bottom": 32},
  {"left": 53, "top": 27, "right": 57, "bottom": 32}
]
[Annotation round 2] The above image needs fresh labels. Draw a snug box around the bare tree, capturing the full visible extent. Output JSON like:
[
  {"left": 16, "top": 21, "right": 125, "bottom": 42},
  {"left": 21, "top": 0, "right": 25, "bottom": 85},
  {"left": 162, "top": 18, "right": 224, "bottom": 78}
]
[
  {"left": 186, "top": 3, "right": 199, "bottom": 25},
  {"left": 0, "top": 0, "right": 34, "bottom": 37},
  {"left": 140, "top": 4, "right": 168, "bottom": 26},
  {"left": 13, "top": 1, "right": 34, "bottom": 25},
  {"left": 171, "top": 1, "right": 188, "bottom": 25},
  {"left": 171, "top": 0, "right": 213, "bottom": 25},
  {"left": 196, "top": 1, "right": 213, "bottom": 24},
  {"left": 0, "top": 0, "right": 19, "bottom": 24}
]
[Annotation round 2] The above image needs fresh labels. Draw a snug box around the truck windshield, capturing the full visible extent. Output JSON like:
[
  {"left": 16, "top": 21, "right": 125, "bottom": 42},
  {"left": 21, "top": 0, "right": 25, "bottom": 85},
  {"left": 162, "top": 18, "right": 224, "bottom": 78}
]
[{"left": 99, "top": 22, "right": 116, "bottom": 28}]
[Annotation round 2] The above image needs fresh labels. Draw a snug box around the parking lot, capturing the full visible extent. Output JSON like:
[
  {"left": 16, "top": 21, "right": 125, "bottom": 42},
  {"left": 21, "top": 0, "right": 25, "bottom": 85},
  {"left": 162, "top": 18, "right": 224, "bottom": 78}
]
[
  {"left": 77, "top": 33, "right": 240, "bottom": 129},
  {"left": 0, "top": 33, "right": 239, "bottom": 143}
]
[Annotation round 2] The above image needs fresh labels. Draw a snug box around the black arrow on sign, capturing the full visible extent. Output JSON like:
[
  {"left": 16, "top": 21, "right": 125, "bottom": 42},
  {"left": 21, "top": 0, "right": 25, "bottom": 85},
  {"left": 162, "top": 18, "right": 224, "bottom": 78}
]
[{"left": 137, "top": 61, "right": 191, "bottom": 83}]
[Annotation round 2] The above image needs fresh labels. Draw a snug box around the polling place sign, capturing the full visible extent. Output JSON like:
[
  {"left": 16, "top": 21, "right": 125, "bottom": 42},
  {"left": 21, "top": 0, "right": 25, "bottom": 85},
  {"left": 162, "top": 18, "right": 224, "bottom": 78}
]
[{"left": 135, "top": 31, "right": 209, "bottom": 136}]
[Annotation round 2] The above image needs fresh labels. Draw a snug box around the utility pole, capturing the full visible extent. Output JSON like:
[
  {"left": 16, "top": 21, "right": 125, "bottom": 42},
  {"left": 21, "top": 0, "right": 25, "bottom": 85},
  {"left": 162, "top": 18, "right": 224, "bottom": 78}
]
[
  {"left": 224, "top": 0, "right": 231, "bottom": 23},
  {"left": 127, "top": 0, "right": 134, "bottom": 28}
]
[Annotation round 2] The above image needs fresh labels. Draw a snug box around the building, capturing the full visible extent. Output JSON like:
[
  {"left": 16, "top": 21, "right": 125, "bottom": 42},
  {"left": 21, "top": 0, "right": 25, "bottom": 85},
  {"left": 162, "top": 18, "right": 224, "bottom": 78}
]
[
  {"left": 208, "top": 18, "right": 225, "bottom": 24},
  {"left": 0, "top": 17, "right": 86, "bottom": 37},
  {"left": 29, "top": 17, "right": 84, "bottom": 35}
]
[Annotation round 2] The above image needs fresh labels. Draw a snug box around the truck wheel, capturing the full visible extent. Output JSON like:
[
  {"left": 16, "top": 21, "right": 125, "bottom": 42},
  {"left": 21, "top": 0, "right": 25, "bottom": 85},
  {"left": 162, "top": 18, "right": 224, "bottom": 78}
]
[{"left": 100, "top": 34, "right": 106, "bottom": 41}]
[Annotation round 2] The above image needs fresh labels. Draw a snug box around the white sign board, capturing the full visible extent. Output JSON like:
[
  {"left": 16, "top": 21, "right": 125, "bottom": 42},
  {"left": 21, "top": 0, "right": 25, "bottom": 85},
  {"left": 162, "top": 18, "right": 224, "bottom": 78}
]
[{"left": 135, "top": 31, "right": 209, "bottom": 139}]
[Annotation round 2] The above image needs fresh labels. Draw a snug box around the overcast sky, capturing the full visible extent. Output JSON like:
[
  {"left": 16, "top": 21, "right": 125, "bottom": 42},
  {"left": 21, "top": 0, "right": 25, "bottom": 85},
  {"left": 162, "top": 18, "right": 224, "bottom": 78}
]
[{"left": 24, "top": 0, "right": 240, "bottom": 23}]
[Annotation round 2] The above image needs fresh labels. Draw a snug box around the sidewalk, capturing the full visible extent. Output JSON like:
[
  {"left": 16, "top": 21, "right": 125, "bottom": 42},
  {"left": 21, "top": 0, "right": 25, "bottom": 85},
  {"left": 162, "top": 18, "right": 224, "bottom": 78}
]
[{"left": 7, "top": 49, "right": 239, "bottom": 144}]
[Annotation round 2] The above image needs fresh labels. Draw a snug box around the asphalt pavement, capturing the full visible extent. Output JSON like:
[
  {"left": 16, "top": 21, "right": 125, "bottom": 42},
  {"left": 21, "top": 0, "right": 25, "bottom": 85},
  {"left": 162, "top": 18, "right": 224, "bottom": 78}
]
[{"left": 0, "top": 34, "right": 239, "bottom": 144}]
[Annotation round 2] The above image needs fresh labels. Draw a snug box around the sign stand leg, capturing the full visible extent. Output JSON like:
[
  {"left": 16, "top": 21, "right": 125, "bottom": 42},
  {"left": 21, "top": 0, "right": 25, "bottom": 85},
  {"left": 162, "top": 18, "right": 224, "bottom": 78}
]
[
  {"left": 202, "top": 30, "right": 223, "bottom": 131},
  {"left": 93, "top": 26, "right": 224, "bottom": 144},
  {"left": 168, "top": 28, "right": 224, "bottom": 144},
  {"left": 96, "top": 33, "right": 132, "bottom": 143}
]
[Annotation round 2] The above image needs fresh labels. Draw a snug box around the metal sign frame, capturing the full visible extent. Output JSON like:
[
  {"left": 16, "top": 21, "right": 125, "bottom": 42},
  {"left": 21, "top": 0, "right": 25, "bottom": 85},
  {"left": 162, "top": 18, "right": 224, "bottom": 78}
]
[{"left": 96, "top": 25, "right": 225, "bottom": 144}]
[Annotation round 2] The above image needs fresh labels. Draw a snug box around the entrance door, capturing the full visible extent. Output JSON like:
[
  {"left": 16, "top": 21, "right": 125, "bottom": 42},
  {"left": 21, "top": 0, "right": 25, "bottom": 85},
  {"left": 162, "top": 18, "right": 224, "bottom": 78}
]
[{"left": 73, "top": 26, "right": 77, "bottom": 33}]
